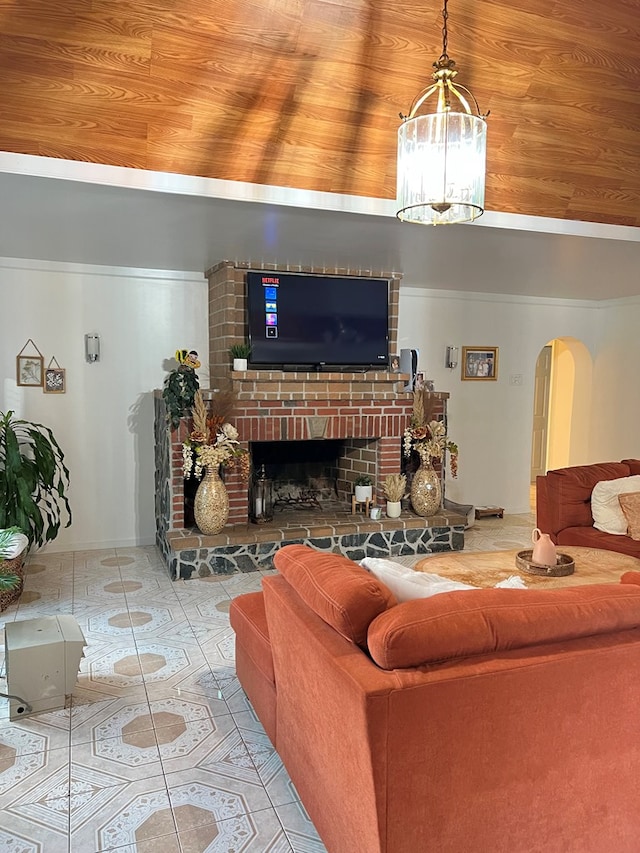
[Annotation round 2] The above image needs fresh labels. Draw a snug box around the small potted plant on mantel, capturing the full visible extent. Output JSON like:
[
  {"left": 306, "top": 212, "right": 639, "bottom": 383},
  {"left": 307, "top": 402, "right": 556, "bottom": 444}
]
[
  {"left": 381, "top": 473, "right": 407, "bottom": 518},
  {"left": 230, "top": 343, "right": 251, "bottom": 372},
  {"left": 354, "top": 475, "right": 373, "bottom": 503}
]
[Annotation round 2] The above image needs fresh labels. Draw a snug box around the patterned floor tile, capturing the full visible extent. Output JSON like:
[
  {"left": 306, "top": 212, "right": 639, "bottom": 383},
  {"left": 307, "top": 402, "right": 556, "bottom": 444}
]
[
  {"left": 176, "top": 805, "right": 292, "bottom": 852},
  {"left": 275, "top": 800, "right": 328, "bottom": 853},
  {"left": 164, "top": 766, "right": 271, "bottom": 833},
  {"left": 70, "top": 689, "right": 152, "bottom": 746},
  {"left": 106, "top": 833, "right": 181, "bottom": 853},
  {"left": 72, "top": 728, "right": 163, "bottom": 785},
  {"left": 0, "top": 805, "right": 69, "bottom": 852},
  {"left": 159, "top": 714, "right": 262, "bottom": 786},
  {"left": 0, "top": 706, "right": 71, "bottom": 748},
  {"left": 219, "top": 574, "right": 265, "bottom": 597},
  {"left": 0, "top": 743, "right": 70, "bottom": 809},
  {"left": 234, "top": 711, "right": 299, "bottom": 807},
  {"left": 68, "top": 775, "right": 175, "bottom": 851},
  {"left": 143, "top": 678, "right": 230, "bottom": 718}
]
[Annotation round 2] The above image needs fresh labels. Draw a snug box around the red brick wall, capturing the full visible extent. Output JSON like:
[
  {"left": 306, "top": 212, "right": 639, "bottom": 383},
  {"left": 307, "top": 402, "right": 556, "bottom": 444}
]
[
  {"left": 167, "top": 389, "right": 449, "bottom": 527},
  {"left": 162, "top": 257, "right": 449, "bottom": 529}
]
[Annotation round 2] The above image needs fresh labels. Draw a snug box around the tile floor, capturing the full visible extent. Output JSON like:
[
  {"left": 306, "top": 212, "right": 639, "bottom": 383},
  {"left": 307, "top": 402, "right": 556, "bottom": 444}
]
[{"left": 0, "top": 512, "right": 535, "bottom": 853}]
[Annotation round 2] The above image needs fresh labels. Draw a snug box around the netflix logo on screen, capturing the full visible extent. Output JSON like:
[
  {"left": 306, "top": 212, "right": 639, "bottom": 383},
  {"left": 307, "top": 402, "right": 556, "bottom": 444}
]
[{"left": 261, "top": 276, "right": 280, "bottom": 285}]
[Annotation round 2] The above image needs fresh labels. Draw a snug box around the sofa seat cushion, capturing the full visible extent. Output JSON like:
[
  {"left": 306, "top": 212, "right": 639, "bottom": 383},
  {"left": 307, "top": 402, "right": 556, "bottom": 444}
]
[
  {"left": 229, "top": 591, "right": 274, "bottom": 685},
  {"left": 273, "top": 544, "right": 396, "bottom": 647},
  {"left": 556, "top": 526, "right": 640, "bottom": 557},
  {"left": 367, "top": 584, "right": 640, "bottom": 669}
]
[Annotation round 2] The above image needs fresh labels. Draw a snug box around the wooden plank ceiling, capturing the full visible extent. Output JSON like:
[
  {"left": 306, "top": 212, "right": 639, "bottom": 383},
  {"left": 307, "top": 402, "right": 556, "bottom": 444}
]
[{"left": 0, "top": 0, "right": 639, "bottom": 227}]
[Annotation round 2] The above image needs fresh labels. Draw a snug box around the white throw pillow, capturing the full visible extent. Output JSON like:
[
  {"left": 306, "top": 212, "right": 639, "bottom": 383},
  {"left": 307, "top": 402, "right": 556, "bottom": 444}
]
[
  {"left": 591, "top": 475, "right": 640, "bottom": 535},
  {"left": 360, "top": 557, "right": 526, "bottom": 602}
]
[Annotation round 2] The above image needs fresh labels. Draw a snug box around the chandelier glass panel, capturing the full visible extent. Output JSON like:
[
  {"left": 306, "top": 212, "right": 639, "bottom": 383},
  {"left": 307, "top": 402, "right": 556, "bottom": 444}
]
[{"left": 396, "top": 0, "right": 487, "bottom": 225}]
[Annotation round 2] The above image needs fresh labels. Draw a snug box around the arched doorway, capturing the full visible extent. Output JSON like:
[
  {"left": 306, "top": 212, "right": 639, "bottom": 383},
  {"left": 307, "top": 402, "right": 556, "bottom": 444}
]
[{"left": 530, "top": 337, "right": 593, "bottom": 496}]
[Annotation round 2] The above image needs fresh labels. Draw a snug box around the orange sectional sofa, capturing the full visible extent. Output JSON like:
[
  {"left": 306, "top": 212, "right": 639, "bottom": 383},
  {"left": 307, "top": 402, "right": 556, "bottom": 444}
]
[
  {"left": 536, "top": 459, "right": 640, "bottom": 557},
  {"left": 230, "top": 544, "right": 640, "bottom": 853}
]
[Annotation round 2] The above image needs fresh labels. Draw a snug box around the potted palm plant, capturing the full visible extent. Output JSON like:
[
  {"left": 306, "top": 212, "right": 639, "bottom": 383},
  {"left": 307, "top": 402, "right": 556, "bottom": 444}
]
[{"left": 0, "top": 410, "right": 72, "bottom": 551}]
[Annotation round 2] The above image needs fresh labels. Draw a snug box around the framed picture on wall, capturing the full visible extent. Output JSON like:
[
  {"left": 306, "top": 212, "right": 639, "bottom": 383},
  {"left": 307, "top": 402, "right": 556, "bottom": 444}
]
[
  {"left": 17, "top": 354, "right": 44, "bottom": 386},
  {"left": 44, "top": 367, "right": 66, "bottom": 394},
  {"left": 461, "top": 346, "right": 498, "bottom": 381},
  {"left": 43, "top": 356, "right": 66, "bottom": 394}
]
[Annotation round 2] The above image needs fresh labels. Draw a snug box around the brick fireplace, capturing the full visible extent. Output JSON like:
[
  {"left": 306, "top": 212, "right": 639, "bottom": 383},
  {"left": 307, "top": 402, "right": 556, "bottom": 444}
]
[{"left": 154, "top": 261, "right": 465, "bottom": 578}]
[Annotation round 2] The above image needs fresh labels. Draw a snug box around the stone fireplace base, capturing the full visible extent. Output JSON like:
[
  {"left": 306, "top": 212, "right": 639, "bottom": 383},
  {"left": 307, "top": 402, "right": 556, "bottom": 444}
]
[{"left": 160, "top": 504, "right": 465, "bottom": 579}]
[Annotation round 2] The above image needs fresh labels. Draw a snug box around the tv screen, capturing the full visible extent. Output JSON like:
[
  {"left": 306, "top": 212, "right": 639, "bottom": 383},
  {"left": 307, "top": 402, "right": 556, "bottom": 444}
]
[{"left": 246, "top": 271, "right": 389, "bottom": 368}]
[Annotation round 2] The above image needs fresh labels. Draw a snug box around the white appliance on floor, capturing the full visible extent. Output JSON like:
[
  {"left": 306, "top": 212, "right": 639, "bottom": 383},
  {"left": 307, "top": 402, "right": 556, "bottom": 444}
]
[{"left": 4, "top": 615, "right": 86, "bottom": 720}]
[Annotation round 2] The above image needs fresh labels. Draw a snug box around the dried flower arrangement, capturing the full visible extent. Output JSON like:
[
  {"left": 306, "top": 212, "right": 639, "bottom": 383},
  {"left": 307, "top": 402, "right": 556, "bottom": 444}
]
[
  {"left": 403, "top": 391, "right": 459, "bottom": 477},
  {"left": 182, "top": 390, "right": 249, "bottom": 480},
  {"left": 381, "top": 473, "right": 407, "bottom": 503}
]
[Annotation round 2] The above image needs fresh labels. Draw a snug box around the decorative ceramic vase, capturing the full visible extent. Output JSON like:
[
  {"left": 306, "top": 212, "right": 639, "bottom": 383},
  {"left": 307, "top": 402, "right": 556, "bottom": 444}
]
[
  {"left": 531, "top": 528, "right": 557, "bottom": 566},
  {"left": 410, "top": 461, "right": 442, "bottom": 517},
  {"left": 386, "top": 500, "right": 402, "bottom": 518},
  {"left": 194, "top": 465, "right": 229, "bottom": 535}
]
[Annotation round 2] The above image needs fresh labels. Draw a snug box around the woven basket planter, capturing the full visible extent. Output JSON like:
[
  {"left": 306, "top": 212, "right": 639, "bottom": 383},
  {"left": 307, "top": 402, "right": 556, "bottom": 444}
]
[{"left": 0, "top": 552, "right": 25, "bottom": 612}]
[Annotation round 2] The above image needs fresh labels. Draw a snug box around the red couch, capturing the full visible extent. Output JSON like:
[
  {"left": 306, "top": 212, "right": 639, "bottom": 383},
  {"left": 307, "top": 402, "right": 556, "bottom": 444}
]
[
  {"left": 230, "top": 544, "right": 640, "bottom": 852},
  {"left": 536, "top": 459, "right": 640, "bottom": 557}
]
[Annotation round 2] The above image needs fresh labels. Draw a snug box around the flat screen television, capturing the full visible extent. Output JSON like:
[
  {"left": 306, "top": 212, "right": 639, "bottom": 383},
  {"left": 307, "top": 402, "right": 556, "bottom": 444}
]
[{"left": 246, "top": 271, "right": 389, "bottom": 368}]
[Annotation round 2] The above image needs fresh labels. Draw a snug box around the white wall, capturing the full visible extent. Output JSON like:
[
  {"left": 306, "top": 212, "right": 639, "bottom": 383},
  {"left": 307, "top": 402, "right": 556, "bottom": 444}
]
[
  {"left": 398, "top": 288, "right": 603, "bottom": 514},
  {"left": 1, "top": 258, "right": 209, "bottom": 552},
  {"left": 589, "top": 297, "right": 640, "bottom": 461}
]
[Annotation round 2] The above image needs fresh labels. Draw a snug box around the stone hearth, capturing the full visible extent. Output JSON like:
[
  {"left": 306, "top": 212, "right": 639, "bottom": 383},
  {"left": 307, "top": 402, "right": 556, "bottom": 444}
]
[{"left": 165, "top": 506, "right": 465, "bottom": 579}]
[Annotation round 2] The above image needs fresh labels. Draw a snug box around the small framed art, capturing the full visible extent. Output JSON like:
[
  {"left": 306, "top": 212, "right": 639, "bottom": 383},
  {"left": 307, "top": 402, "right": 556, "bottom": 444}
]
[
  {"left": 44, "top": 362, "right": 66, "bottom": 394},
  {"left": 16, "top": 338, "right": 45, "bottom": 387},
  {"left": 461, "top": 347, "right": 498, "bottom": 381},
  {"left": 17, "top": 354, "right": 44, "bottom": 386}
]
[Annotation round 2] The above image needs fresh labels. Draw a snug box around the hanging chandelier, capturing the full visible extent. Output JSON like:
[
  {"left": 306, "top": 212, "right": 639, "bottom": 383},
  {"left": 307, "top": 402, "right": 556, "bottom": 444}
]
[{"left": 396, "top": 0, "right": 488, "bottom": 225}]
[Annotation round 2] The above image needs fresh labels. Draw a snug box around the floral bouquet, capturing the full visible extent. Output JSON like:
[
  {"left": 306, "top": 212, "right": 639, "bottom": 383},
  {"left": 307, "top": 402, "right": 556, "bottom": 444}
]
[
  {"left": 182, "top": 391, "right": 249, "bottom": 480},
  {"left": 403, "top": 392, "right": 458, "bottom": 478}
]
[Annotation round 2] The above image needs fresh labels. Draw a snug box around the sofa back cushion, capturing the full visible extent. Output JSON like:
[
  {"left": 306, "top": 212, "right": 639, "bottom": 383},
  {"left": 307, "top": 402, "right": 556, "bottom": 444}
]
[
  {"left": 367, "top": 584, "right": 640, "bottom": 669},
  {"left": 543, "top": 462, "right": 631, "bottom": 535},
  {"left": 273, "top": 544, "right": 396, "bottom": 647}
]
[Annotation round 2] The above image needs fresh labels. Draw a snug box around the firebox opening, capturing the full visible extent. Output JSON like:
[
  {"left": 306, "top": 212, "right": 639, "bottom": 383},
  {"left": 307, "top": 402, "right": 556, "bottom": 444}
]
[{"left": 251, "top": 440, "right": 345, "bottom": 511}]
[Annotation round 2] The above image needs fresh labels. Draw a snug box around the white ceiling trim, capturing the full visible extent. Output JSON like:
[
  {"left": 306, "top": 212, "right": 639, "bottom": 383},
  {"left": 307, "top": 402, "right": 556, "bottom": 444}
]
[{"left": 2, "top": 150, "right": 639, "bottom": 245}]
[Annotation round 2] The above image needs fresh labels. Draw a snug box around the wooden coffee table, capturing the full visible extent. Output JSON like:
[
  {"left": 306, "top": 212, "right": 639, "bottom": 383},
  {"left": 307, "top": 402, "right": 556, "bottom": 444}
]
[{"left": 414, "top": 546, "right": 640, "bottom": 589}]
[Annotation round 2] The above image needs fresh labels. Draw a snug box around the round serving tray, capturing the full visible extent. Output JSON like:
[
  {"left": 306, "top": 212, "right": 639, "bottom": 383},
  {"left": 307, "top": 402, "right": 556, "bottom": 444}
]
[{"left": 515, "top": 549, "right": 575, "bottom": 577}]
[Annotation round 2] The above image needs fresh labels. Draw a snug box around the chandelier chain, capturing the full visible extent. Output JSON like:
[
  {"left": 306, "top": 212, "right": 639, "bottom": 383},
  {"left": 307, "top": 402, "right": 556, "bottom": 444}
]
[{"left": 441, "top": 0, "right": 449, "bottom": 60}]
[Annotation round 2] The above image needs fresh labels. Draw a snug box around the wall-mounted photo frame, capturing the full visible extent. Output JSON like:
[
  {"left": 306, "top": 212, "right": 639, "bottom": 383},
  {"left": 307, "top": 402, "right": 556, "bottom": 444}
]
[
  {"left": 43, "top": 358, "right": 66, "bottom": 394},
  {"left": 16, "top": 338, "right": 45, "bottom": 386},
  {"left": 461, "top": 347, "right": 498, "bottom": 381},
  {"left": 17, "top": 354, "right": 44, "bottom": 386}
]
